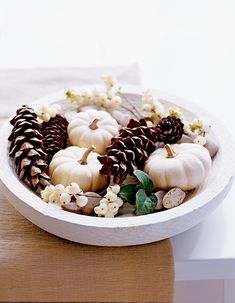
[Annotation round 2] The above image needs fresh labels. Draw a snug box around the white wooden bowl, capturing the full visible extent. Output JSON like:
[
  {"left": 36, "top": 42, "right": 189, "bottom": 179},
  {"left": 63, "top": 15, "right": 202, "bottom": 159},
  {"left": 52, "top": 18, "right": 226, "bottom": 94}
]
[{"left": 0, "top": 86, "right": 234, "bottom": 246}]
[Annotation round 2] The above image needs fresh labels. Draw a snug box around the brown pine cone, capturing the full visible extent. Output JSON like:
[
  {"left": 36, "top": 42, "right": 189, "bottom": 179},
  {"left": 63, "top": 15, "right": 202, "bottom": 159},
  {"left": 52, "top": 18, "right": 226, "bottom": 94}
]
[
  {"left": 40, "top": 114, "right": 68, "bottom": 164},
  {"left": 8, "top": 105, "right": 50, "bottom": 194},
  {"left": 98, "top": 118, "right": 158, "bottom": 184},
  {"left": 156, "top": 116, "right": 184, "bottom": 144}
]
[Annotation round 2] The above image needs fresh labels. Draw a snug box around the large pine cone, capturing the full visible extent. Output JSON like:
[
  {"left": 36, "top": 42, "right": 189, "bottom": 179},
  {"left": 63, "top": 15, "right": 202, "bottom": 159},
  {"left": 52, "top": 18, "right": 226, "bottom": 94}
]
[
  {"left": 8, "top": 105, "right": 50, "bottom": 194},
  {"left": 40, "top": 114, "right": 68, "bottom": 164},
  {"left": 98, "top": 118, "right": 158, "bottom": 184},
  {"left": 156, "top": 116, "right": 184, "bottom": 144}
]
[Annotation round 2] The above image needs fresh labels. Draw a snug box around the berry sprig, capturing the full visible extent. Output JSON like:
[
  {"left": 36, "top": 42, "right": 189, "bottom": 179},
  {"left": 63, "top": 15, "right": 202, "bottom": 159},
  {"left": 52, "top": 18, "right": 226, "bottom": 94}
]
[
  {"left": 37, "top": 104, "right": 61, "bottom": 122},
  {"left": 141, "top": 91, "right": 211, "bottom": 146},
  {"left": 184, "top": 119, "right": 211, "bottom": 146},
  {"left": 66, "top": 74, "right": 122, "bottom": 110},
  {"left": 41, "top": 182, "right": 88, "bottom": 208},
  {"left": 94, "top": 185, "right": 124, "bottom": 218},
  {"left": 142, "top": 90, "right": 165, "bottom": 122}
]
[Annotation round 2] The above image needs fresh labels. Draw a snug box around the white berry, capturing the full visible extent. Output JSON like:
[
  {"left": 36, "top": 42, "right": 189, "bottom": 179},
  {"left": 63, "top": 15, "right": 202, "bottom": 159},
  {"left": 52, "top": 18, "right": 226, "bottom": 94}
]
[
  {"left": 111, "top": 96, "right": 122, "bottom": 107},
  {"left": 76, "top": 195, "right": 88, "bottom": 207},
  {"left": 54, "top": 184, "right": 65, "bottom": 194},
  {"left": 95, "top": 203, "right": 108, "bottom": 216},
  {"left": 41, "top": 104, "right": 50, "bottom": 112},
  {"left": 49, "top": 193, "right": 58, "bottom": 203},
  {"left": 100, "top": 198, "right": 109, "bottom": 205},
  {"left": 108, "top": 202, "right": 119, "bottom": 213},
  {"left": 42, "top": 112, "right": 50, "bottom": 122},
  {"left": 103, "top": 99, "right": 112, "bottom": 109},
  {"left": 105, "top": 191, "right": 117, "bottom": 202},
  {"left": 94, "top": 206, "right": 101, "bottom": 215},
  {"left": 48, "top": 107, "right": 57, "bottom": 118},
  {"left": 37, "top": 103, "right": 61, "bottom": 122},
  {"left": 60, "top": 192, "right": 71, "bottom": 205},
  {"left": 105, "top": 211, "right": 115, "bottom": 218},
  {"left": 41, "top": 190, "right": 50, "bottom": 202},
  {"left": 99, "top": 92, "right": 108, "bottom": 102},
  {"left": 66, "top": 183, "right": 81, "bottom": 195},
  {"left": 112, "top": 184, "right": 120, "bottom": 194},
  {"left": 41, "top": 185, "right": 55, "bottom": 202},
  {"left": 46, "top": 185, "right": 55, "bottom": 194},
  {"left": 116, "top": 197, "right": 124, "bottom": 207}
]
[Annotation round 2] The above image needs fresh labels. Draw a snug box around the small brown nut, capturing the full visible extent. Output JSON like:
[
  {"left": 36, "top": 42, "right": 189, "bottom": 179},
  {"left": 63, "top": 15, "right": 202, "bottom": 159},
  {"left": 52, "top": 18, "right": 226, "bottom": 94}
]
[
  {"left": 62, "top": 202, "right": 81, "bottom": 214},
  {"left": 163, "top": 188, "right": 186, "bottom": 209},
  {"left": 154, "top": 190, "right": 166, "bottom": 211},
  {"left": 117, "top": 203, "right": 135, "bottom": 217},
  {"left": 84, "top": 192, "right": 102, "bottom": 198},
  {"left": 122, "top": 175, "right": 138, "bottom": 185},
  {"left": 82, "top": 192, "right": 102, "bottom": 216},
  {"left": 204, "top": 137, "right": 219, "bottom": 157},
  {"left": 178, "top": 134, "right": 194, "bottom": 144}
]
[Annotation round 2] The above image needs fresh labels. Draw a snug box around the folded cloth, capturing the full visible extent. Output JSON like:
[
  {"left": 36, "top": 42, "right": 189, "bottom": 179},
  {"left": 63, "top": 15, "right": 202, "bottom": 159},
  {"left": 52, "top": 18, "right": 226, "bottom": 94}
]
[
  {"left": 0, "top": 64, "right": 140, "bottom": 117},
  {"left": 0, "top": 65, "right": 174, "bottom": 303}
]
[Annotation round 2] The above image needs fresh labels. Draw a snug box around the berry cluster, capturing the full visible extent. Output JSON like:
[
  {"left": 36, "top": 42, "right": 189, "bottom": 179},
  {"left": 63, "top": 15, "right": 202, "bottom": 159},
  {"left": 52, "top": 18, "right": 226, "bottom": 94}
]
[
  {"left": 142, "top": 90, "right": 165, "bottom": 122},
  {"left": 41, "top": 182, "right": 88, "bottom": 208},
  {"left": 167, "top": 107, "right": 184, "bottom": 120},
  {"left": 94, "top": 185, "right": 123, "bottom": 218},
  {"left": 37, "top": 104, "right": 61, "bottom": 122},
  {"left": 184, "top": 119, "right": 211, "bottom": 146},
  {"left": 66, "top": 74, "right": 122, "bottom": 110}
]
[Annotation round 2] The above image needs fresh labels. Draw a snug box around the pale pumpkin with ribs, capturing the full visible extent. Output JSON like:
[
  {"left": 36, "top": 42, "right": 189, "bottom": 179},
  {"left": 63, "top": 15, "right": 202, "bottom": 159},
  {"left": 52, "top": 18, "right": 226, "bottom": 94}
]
[
  {"left": 49, "top": 146, "right": 107, "bottom": 192},
  {"left": 68, "top": 109, "right": 119, "bottom": 154},
  {"left": 144, "top": 143, "right": 211, "bottom": 191}
]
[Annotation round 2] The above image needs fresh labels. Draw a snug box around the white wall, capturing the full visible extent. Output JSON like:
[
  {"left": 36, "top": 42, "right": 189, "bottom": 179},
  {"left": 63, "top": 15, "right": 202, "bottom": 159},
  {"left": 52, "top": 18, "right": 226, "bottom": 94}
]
[{"left": 0, "top": 0, "right": 234, "bottom": 123}]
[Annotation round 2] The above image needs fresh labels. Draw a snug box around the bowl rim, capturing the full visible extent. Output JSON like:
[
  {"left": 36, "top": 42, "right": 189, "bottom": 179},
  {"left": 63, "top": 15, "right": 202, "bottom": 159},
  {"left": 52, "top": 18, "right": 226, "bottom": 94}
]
[{"left": 0, "top": 84, "right": 235, "bottom": 229}]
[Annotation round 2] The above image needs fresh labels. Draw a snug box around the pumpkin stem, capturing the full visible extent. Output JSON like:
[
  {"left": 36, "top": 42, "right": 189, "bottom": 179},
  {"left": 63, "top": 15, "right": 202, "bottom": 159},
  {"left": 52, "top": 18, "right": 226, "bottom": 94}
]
[
  {"left": 89, "top": 118, "right": 99, "bottom": 130},
  {"left": 79, "top": 146, "right": 95, "bottom": 165},
  {"left": 164, "top": 144, "right": 176, "bottom": 158}
]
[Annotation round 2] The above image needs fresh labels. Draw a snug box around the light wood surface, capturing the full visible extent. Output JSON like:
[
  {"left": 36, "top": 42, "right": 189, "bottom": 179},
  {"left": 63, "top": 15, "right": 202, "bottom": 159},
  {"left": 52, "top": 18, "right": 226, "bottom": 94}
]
[
  {"left": 0, "top": 192, "right": 174, "bottom": 302},
  {"left": 0, "top": 117, "right": 174, "bottom": 303}
]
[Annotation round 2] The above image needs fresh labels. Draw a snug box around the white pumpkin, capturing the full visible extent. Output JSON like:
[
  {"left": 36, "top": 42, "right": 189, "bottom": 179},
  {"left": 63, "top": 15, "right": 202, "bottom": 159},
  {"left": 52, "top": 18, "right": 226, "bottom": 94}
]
[
  {"left": 49, "top": 146, "right": 107, "bottom": 192},
  {"left": 144, "top": 143, "right": 211, "bottom": 191},
  {"left": 68, "top": 109, "right": 119, "bottom": 154}
]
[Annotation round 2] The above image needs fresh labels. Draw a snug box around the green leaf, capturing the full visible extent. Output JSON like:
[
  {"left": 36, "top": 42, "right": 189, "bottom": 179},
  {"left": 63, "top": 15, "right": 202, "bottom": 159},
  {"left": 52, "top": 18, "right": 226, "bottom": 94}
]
[
  {"left": 118, "top": 184, "right": 137, "bottom": 204},
  {"left": 135, "top": 189, "right": 157, "bottom": 216},
  {"left": 133, "top": 170, "right": 153, "bottom": 195}
]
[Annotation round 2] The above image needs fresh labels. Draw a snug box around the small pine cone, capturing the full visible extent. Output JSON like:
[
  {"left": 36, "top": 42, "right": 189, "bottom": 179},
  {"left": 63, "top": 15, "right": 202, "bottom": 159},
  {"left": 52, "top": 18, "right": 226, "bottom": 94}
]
[
  {"left": 8, "top": 105, "right": 50, "bottom": 194},
  {"left": 40, "top": 114, "right": 68, "bottom": 164},
  {"left": 98, "top": 118, "right": 158, "bottom": 184},
  {"left": 156, "top": 116, "right": 184, "bottom": 144}
]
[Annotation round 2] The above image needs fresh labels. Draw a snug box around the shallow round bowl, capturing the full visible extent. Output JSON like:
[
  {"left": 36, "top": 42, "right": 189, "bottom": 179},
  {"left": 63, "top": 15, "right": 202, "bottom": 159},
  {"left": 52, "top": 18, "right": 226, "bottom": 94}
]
[{"left": 0, "top": 86, "right": 234, "bottom": 246}]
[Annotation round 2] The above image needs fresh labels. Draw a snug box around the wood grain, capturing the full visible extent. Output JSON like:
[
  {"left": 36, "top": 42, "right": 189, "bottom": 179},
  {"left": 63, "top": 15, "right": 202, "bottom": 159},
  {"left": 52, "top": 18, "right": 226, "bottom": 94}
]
[{"left": 0, "top": 192, "right": 174, "bottom": 302}]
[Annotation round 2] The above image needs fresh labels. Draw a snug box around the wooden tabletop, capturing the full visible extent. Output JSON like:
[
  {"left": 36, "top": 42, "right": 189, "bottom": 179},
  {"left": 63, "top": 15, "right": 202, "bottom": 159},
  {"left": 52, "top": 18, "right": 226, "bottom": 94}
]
[{"left": 0, "top": 188, "right": 174, "bottom": 303}]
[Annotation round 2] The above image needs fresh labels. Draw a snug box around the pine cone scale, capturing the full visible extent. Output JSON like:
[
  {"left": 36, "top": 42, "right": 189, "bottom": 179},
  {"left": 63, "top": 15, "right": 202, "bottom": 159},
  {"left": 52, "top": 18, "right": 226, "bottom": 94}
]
[
  {"left": 156, "top": 116, "right": 184, "bottom": 144},
  {"left": 98, "top": 118, "right": 158, "bottom": 184},
  {"left": 30, "top": 166, "right": 42, "bottom": 176},
  {"left": 40, "top": 114, "right": 68, "bottom": 164},
  {"left": 8, "top": 105, "right": 50, "bottom": 193}
]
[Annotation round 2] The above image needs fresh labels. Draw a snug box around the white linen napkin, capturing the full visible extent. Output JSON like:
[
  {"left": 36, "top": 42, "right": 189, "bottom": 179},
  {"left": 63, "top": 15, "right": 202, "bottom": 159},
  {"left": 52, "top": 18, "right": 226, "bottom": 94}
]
[{"left": 0, "top": 64, "right": 140, "bottom": 118}]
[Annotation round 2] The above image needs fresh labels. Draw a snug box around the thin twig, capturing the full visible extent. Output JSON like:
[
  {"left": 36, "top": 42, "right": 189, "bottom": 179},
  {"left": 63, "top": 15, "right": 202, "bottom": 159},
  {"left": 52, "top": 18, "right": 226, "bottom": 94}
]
[
  {"left": 120, "top": 104, "right": 139, "bottom": 119},
  {"left": 120, "top": 93, "right": 142, "bottom": 118}
]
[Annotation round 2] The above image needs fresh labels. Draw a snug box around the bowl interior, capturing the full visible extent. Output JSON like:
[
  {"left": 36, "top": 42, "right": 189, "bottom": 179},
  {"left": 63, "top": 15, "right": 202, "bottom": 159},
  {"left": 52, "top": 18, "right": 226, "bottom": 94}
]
[{"left": 0, "top": 86, "right": 234, "bottom": 229}]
